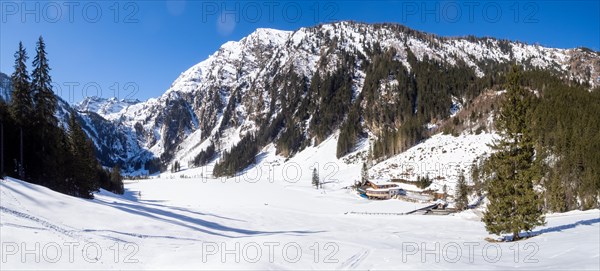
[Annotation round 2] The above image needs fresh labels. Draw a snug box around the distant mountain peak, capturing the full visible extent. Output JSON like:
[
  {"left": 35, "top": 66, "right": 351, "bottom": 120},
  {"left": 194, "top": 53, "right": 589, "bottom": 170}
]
[
  {"left": 0, "top": 72, "right": 12, "bottom": 102},
  {"left": 76, "top": 96, "right": 141, "bottom": 120}
]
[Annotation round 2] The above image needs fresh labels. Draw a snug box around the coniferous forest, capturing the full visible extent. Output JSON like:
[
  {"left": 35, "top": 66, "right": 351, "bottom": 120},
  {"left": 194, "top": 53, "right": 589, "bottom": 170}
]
[
  {"left": 0, "top": 38, "right": 123, "bottom": 198},
  {"left": 475, "top": 67, "right": 600, "bottom": 220}
]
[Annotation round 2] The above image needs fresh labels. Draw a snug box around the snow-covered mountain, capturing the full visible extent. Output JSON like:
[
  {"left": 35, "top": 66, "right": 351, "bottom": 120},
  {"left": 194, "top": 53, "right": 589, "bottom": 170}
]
[
  {"left": 0, "top": 72, "right": 11, "bottom": 101},
  {"left": 3, "top": 22, "right": 599, "bottom": 174},
  {"left": 105, "top": 22, "right": 597, "bottom": 172},
  {"left": 76, "top": 96, "right": 141, "bottom": 120},
  {"left": 0, "top": 72, "right": 150, "bottom": 171}
]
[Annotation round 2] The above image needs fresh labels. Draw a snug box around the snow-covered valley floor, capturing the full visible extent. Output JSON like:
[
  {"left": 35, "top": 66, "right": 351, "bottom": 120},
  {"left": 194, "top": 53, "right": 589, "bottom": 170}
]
[
  {"left": 1, "top": 172, "right": 599, "bottom": 270},
  {"left": 1, "top": 133, "right": 599, "bottom": 270}
]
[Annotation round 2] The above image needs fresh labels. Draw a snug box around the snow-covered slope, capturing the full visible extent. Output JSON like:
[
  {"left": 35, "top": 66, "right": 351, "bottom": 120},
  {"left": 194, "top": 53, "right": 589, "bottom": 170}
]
[
  {"left": 371, "top": 133, "right": 497, "bottom": 194},
  {"left": 2, "top": 173, "right": 599, "bottom": 269}
]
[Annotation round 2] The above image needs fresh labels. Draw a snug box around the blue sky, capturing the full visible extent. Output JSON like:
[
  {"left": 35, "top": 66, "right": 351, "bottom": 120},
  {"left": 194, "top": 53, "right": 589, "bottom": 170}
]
[{"left": 1, "top": 0, "right": 598, "bottom": 104}]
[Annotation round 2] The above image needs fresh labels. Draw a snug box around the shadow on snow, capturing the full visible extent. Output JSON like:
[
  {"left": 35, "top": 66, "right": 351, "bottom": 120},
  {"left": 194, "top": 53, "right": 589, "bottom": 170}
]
[
  {"left": 504, "top": 217, "right": 600, "bottom": 241},
  {"left": 94, "top": 197, "right": 324, "bottom": 239}
]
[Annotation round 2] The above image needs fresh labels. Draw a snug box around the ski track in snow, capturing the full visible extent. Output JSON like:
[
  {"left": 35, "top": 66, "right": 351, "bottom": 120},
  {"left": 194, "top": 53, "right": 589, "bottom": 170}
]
[
  {"left": 337, "top": 249, "right": 370, "bottom": 270},
  {"left": 0, "top": 206, "right": 83, "bottom": 241}
]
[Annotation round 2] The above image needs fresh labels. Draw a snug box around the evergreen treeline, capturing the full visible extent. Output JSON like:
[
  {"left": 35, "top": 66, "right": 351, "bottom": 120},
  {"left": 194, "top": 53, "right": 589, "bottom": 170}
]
[
  {"left": 478, "top": 68, "right": 600, "bottom": 212},
  {"left": 360, "top": 45, "right": 499, "bottom": 161},
  {"left": 308, "top": 54, "right": 355, "bottom": 144},
  {"left": 274, "top": 67, "right": 310, "bottom": 157},
  {"left": 192, "top": 142, "right": 216, "bottom": 167},
  {"left": 524, "top": 71, "right": 600, "bottom": 211},
  {"left": 336, "top": 97, "right": 364, "bottom": 158},
  {"left": 213, "top": 134, "right": 258, "bottom": 177},
  {"left": 415, "top": 175, "right": 432, "bottom": 189},
  {"left": 0, "top": 38, "right": 123, "bottom": 198}
]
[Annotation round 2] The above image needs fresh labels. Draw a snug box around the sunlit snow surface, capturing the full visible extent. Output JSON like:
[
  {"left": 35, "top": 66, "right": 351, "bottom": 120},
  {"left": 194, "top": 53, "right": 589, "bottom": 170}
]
[{"left": 1, "top": 135, "right": 598, "bottom": 270}]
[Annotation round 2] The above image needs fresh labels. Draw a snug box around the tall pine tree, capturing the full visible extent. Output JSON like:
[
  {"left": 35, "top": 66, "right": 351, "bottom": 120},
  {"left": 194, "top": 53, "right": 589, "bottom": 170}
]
[
  {"left": 9, "top": 42, "right": 33, "bottom": 180},
  {"left": 312, "top": 168, "right": 320, "bottom": 189},
  {"left": 482, "top": 66, "right": 545, "bottom": 241},
  {"left": 32, "top": 36, "right": 57, "bottom": 127},
  {"left": 31, "top": 36, "right": 61, "bottom": 184},
  {"left": 455, "top": 172, "right": 469, "bottom": 211},
  {"left": 361, "top": 162, "right": 368, "bottom": 186}
]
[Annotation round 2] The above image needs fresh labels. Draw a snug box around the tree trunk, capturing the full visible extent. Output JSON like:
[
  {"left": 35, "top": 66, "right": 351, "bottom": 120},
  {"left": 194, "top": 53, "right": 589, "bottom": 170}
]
[{"left": 512, "top": 232, "right": 520, "bottom": 241}]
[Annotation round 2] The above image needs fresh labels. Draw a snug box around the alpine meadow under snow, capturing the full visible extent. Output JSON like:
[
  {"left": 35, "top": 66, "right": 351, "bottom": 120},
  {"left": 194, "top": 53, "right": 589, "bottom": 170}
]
[
  {"left": 1, "top": 20, "right": 600, "bottom": 270},
  {"left": 2, "top": 173, "right": 599, "bottom": 269}
]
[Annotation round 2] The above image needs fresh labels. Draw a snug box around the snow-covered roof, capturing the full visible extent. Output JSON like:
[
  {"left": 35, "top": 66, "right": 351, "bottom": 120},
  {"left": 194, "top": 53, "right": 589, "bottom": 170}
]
[
  {"left": 366, "top": 186, "right": 403, "bottom": 192},
  {"left": 433, "top": 199, "right": 447, "bottom": 205},
  {"left": 366, "top": 188, "right": 391, "bottom": 192},
  {"left": 368, "top": 179, "right": 395, "bottom": 185}
]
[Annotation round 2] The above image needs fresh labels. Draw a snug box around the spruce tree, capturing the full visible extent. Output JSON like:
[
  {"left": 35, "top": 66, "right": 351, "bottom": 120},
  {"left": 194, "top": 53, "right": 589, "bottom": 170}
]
[
  {"left": 312, "top": 168, "right": 319, "bottom": 189},
  {"left": 455, "top": 172, "right": 469, "bottom": 211},
  {"left": 30, "top": 36, "right": 62, "bottom": 185},
  {"left": 9, "top": 42, "right": 33, "bottom": 180},
  {"left": 482, "top": 66, "right": 545, "bottom": 241},
  {"left": 32, "top": 36, "right": 57, "bottom": 127},
  {"left": 361, "top": 162, "right": 368, "bottom": 186}
]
